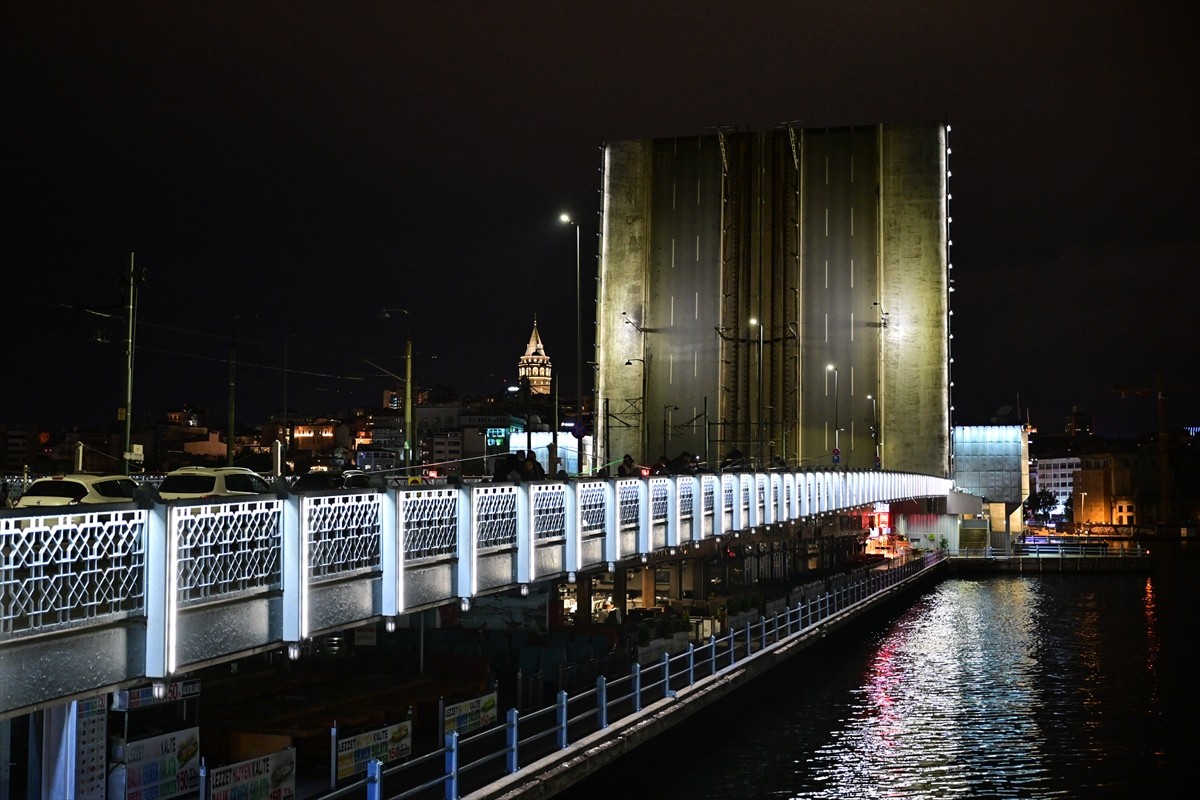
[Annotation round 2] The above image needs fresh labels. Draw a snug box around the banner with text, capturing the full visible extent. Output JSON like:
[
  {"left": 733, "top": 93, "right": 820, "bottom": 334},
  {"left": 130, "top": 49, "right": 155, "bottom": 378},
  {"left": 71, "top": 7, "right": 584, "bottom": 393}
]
[
  {"left": 443, "top": 692, "right": 498, "bottom": 736},
  {"left": 208, "top": 747, "right": 296, "bottom": 800},
  {"left": 123, "top": 726, "right": 200, "bottom": 800},
  {"left": 336, "top": 723, "right": 412, "bottom": 780}
]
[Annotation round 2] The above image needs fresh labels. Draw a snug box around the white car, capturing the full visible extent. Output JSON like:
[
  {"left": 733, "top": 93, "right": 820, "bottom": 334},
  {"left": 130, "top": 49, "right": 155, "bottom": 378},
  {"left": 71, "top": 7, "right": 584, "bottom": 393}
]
[
  {"left": 15, "top": 474, "right": 140, "bottom": 508},
  {"left": 157, "top": 466, "right": 273, "bottom": 500}
]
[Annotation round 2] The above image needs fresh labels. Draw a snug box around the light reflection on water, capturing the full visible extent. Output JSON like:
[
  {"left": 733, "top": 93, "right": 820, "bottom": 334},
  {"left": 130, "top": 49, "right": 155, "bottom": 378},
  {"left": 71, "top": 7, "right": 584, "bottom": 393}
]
[{"left": 576, "top": 544, "right": 1194, "bottom": 798}]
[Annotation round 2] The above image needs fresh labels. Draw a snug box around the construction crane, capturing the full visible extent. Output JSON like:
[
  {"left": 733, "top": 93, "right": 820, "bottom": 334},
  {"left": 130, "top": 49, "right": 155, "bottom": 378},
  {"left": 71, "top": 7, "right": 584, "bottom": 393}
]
[{"left": 1113, "top": 373, "right": 1171, "bottom": 525}]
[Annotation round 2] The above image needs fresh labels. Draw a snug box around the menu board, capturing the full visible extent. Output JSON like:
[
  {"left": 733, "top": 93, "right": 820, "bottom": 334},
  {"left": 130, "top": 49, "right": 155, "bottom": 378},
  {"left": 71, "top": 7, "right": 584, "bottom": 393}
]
[
  {"left": 123, "top": 727, "right": 200, "bottom": 800},
  {"left": 208, "top": 748, "right": 296, "bottom": 800},
  {"left": 72, "top": 694, "right": 108, "bottom": 799},
  {"left": 336, "top": 723, "right": 412, "bottom": 780},
  {"left": 443, "top": 692, "right": 498, "bottom": 736}
]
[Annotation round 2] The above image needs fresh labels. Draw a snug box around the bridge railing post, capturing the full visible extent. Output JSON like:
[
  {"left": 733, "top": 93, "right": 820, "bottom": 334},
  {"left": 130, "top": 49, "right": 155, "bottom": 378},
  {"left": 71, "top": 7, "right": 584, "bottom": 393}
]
[
  {"left": 505, "top": 707, "right": 519, "bottom": 773},
  {"left": 444, "top": 732, "right": 459, "bottom": 800},
  {"left": 596, "top": 675, "right": 608, "bottom": 729},
  {"left": 632, "top": 662, "right": 642, "bottom": 712},
  {"left": 556, "top": 690, "right": 569, "bottom": 749},
  {"left": 366, "top": 758, "right": 382, "bottom": 800}
]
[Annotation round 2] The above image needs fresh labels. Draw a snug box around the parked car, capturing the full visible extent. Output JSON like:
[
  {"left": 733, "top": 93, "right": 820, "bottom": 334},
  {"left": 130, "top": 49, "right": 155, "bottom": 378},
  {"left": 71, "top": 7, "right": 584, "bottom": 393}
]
[
  {"left": 14, "top": 474, "right": 140, "bottom": 508},
  {"left": 157, "top": 466, "right": 273, "bottom": 500},
  {"left": 292, "top": 468, "right": 374, "bottom": 492}
]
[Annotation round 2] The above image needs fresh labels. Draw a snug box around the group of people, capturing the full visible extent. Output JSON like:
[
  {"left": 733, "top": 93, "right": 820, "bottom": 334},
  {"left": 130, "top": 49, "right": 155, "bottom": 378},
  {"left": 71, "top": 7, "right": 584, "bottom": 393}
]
[
  {"left": 491, "top": 450, "right": 550, "bottom": 482},
  {"left": 490, "top": 447, "right": 765, "bottom": 483},
  {"left": 617, "top": 451, "right": 701, "bottom": 477}
]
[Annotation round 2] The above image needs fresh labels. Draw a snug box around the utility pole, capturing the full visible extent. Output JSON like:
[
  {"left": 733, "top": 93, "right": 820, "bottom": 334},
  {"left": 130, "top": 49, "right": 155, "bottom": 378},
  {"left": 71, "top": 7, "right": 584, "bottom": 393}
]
[{"left": 121, "top": 253, "right": 145, "bottom": 475}]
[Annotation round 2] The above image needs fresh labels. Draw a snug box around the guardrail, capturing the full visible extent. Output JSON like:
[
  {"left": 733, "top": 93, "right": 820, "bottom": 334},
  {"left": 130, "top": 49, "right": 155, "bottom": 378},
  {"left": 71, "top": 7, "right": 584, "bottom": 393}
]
[
  {"left": 1, "top": 468, "right": 953, "bottom": 717},
  {"left": 950, "top": 543, "right": 1151, "bottom": 559},
  {"left": 319, "top": 553, "right": 943, "bottom": 800}
]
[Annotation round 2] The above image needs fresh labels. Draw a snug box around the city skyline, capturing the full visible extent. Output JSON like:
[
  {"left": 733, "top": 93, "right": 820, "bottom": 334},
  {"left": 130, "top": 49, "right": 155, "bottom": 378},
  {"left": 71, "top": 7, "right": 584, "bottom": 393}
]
[{"left": 4, "top": 1, "right": 1197, "bottom": 439}]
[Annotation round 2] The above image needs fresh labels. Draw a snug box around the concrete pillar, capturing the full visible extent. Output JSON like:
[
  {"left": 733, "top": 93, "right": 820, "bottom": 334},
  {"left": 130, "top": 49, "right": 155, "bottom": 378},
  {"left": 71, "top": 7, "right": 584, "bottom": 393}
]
[
  {"left": 668, "top": 562, "right": 682, "bottom": 601},
  {"left": 688, "top": 557, "right": 707, "bottom": 601},
  {"left": 575, "top": 574, "right": 594, "bottom": 625},
  {"left": 613, "top": 567, "right": 628, "bottom": 614},
  {"left": 640, "top": 567, "right": 656, "bottom": 609},
  {"left": 547, "top": 581, "right": 565, "bottom": 629}
]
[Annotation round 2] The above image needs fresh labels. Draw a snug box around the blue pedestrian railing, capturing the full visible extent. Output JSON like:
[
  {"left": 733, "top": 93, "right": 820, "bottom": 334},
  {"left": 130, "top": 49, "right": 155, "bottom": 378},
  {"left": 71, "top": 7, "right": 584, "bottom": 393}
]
[{"left": 325, "top": 553, "right": 944, "bottom": 800}]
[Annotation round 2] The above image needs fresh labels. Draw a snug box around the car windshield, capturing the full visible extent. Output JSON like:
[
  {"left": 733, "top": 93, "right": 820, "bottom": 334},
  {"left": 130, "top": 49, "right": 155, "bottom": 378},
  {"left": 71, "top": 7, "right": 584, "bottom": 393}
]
[
  {"left": 94, "top": 479, "right": 138, "bottom": 498},
  {"left": 159, "top": 475, "right": 217, "bottom": 494},
  {"left": 294, "top": 473, "right": 336, "bottom": 490},
  {"left": 224, "top": 474, "right": 269, "bottom": 493},
  {"left": 25, "top": 480, "right": 87, "bottom": 501}
]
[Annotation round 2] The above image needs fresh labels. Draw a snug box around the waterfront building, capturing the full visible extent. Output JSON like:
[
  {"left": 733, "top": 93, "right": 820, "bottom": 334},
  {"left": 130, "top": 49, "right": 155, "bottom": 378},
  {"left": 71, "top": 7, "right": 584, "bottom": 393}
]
[
  {"left": 1032, "top": 455, "right": 1080, "bottom": 519},
  {"left": 951, "top": 424, "right": 1030, "bottom": 548}
]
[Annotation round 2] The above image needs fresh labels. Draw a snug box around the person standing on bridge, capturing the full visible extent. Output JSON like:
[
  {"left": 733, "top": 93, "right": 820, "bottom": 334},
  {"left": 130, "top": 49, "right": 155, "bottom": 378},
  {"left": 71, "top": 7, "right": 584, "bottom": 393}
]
[{"left": 618, "top": 454, "right": 638, "bottom": 477}]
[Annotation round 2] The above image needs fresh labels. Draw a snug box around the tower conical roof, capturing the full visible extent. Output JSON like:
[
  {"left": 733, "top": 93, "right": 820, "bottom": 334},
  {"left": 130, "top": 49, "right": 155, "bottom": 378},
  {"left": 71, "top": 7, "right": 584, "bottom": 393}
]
[{"left": 524, "top": 316, "right": 546, "bottom": 357}]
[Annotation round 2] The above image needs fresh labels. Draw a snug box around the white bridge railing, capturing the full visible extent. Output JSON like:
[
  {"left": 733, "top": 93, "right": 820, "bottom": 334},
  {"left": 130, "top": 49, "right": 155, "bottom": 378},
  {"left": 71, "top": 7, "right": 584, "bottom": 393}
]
[{"left": 0, "top": 468, "right": 951, "bottom": 715}]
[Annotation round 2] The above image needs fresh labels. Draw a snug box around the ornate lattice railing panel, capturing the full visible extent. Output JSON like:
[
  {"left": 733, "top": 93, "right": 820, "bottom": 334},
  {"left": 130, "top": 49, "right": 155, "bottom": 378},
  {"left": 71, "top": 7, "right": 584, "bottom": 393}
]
[
  {"left": 617, "top": 480, "right": 640, "bottom": 530},
  {"left": 474, "top": 487, "right": 518, "bottom": 551},
  {"left": 679, "top": 480, "right": 694, "bottom": 520},
  {"left": 701, "top": 475, "right": 718, "bottom": 516},
  {"left": 400, "top": 489, "right": 459, "bottom": 561},
  {"left": 0, "top": 510, "right": 146, "bottom": 636},
  {"left": 174, "top": 500, "right": 283, "bottom": 606},
  {"left": 648, "top": 477, "right": 670, "bottom": 524},
  {"left": 530, "top": 484, "right": 566, "bottom": 541},
  {"left": 577, "top": 481, "right": 607, "bottom": 536},
  {"left": 304, "top": 493, "right": 382, "bottom": 580}
]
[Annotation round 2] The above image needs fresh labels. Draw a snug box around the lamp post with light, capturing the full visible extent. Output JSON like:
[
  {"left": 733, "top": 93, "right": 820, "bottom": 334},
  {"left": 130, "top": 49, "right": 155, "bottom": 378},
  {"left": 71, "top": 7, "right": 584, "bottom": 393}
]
[
  {"left": 228, "top": 312, "right": 258, "bottom": 466},
  {"left": 560, "top": 214, "right": 582, "bottom": 442},
  {"left": 380, "top": 308, "right": 413, "bottom": 474},
  {"left": 867, "top": 393, "right": 879, "bottom": 469},
  {"left": 749, "top": 318, "right": 764, "bottom": 465},
  {"left": 827, "top": 364, "right": 840, "bottom": 466},
  {"left": 626, "top": 358, "right": 646, "bottom": 460},
  {"left": 662, "top": 404, "right": 679, "bottom": 456}
]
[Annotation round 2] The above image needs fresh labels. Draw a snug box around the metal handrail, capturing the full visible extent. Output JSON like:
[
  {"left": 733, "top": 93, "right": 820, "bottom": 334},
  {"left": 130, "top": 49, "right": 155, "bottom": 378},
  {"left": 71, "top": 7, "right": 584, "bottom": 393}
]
[{"left": 336, "top": 554, "right": 943, "bottom": 800}]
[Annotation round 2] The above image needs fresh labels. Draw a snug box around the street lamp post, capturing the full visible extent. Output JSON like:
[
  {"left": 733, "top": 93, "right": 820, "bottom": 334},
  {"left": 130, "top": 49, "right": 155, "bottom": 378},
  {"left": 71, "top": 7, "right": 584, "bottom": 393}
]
[
  {"left": 867, "top": 393, "right": 879, "bottom": 469},
  {"left": 280, "top": 332, "right": 295, "bottom": 464},
  {"left": 749, "top": 318, "right": 764, "bottom": 466},
  {"left": 626, "top": 358, "right": 646, "bottom": 461},
  {"left": 662, "top": 404, "right": 679, "bottom": 456},
  {"left": 1079, "top": 491, "right": 1088, "bottom": 528},
  {"left": 122, "top": 253, "right": 138, "bottom": 475},
  {"left": 560, "top": 214, "right": 582, "bottom": 449},
  {"left": 827, "top": 364, "right": 840, "bottom": 466},
  {"left": 228, "top": 312, "right": 258, "bottom": 466},
  {"left": 381, "top": 309, "right": 413, "bottom": 474}
]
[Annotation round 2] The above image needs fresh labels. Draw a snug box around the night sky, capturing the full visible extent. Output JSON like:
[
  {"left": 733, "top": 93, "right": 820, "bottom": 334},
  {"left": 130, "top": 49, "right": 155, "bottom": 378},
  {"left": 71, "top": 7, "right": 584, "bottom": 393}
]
[{"left": 4, "top": 0, "right": 1197, "bottom": 439}]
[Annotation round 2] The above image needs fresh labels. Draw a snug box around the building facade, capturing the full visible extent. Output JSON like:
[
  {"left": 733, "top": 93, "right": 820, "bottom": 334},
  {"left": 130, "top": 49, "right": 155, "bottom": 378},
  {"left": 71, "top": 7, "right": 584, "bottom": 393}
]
[
  {"left": 1033, "top": 456, "right": 1080, "bottom": 518},
  {"left": 596, "top": 123, "right": 951, "bottom": 475}
]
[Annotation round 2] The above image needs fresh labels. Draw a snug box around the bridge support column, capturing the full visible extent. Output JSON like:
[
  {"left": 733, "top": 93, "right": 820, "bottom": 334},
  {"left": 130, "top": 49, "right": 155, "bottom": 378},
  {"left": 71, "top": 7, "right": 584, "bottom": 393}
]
[
  {"left": 574, "top": 574, "right": 595, "bottom": 625},
  {"left": 688, "top": 556, "right": 707, "bottom": 602},
  {"left": 640, "top": 567, "right": 656, "bottom": 609},
  {"left": 613, "top": 567, "right": 629, "bottom": 616},
  {"left": 667, "top": 562, "right": 682, "bottom": 602}
]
